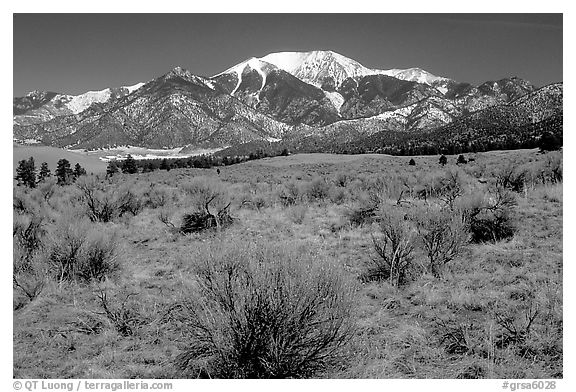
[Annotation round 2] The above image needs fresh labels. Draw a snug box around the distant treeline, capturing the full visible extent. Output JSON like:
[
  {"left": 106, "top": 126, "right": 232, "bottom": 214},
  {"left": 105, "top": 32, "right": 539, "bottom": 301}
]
[
  {"left": 104, "top": 148, "right": 291, "bottom": 176},
  {"left": 216, "top": 114, "right": 563, "bottom": 158},
  {"left": 15, "top": 116, "right": 562, "bottom": 186}
]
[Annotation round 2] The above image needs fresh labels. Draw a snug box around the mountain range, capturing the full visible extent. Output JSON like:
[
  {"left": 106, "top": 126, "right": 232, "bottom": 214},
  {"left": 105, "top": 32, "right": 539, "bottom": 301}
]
[{"left": 13, "top": 50, "right": 562, "bottom": 154}]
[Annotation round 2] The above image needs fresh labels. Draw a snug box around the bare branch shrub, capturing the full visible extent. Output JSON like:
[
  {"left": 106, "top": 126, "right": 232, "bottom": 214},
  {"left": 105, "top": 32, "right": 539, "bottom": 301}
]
[
  {"left": 95, "top": 290, "right": 145, "bottom": 336},
  {"left": 494, "top": 165, "right": 527, "bottom": 193},
  {"left": 172, "top": 240, "right": 355, "bottom": 378},
  {"left": 345, "top": 190, "right": 381, "bottom": 227},
  {"left": 435, "top": 319, "right": 478, "bottom": 355},
  {"left": 47, "top": 219, "right": 120, "bottom": 282},
  {"left": 13, "top": 273, "right": 45, "bottom": 304},
  {"left": 142, "top": 183, "right": 171, "bottom": 208},
  {"left": 436, "top": 170, "right": 464, "bottom": 210},
  {"left": 458, "top": 186, "right": 517, "bottom": 243},
  {"left": 178, "top": 178, "right": 233, "bottom": 233},
  {"left": 13, "top": 213, "right": 45, "bottom": 270},
  {"left": 305, "top": 176, "right": 331, "bottom": 201},
  {"left": 76, "top": 177, "right": 118, "bottom": 222},
  {"left": 494, "top": 304, "right": 539, "bottom": 349},
  {"left": 365, "top": 210, "right": 416, "bottom": 286},
  {"left": 277, "top": 181, "right": 301, "bottom": 206},
  {"left": 414, "top": 208, "right": 470, "bottom": 278},
  {"left": 13, "top": 187, "right": 40, "bottom": 215},
  {"left": 13, "top": 212, "right": 48, "bottom": 305},
  {"left": 116, "top": 187, "right": 143, "bottom": 217}
]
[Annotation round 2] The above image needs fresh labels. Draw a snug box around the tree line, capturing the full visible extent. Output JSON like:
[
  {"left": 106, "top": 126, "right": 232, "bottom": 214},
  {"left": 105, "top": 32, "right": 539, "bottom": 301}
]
[
  {"left": 105, "top": 148, "right": 290, "bottom": 177},
  {"left": 15, "top": 158, "right": 87, "bottom": 187}
]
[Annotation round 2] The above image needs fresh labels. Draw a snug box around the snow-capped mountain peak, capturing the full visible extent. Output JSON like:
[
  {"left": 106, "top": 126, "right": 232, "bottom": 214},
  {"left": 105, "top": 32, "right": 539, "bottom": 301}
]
[
  {"left": 260, "top": 50, "right": 370, "bottom": 87},
  {"left": 214, "top": 57, "right": 277, "bottom": 79},
  {"left": 220, "top": 50, "right": 449, "bottom": 88},
  {"left": 213, "top": 57, "right": 280, "bottom": 97}
]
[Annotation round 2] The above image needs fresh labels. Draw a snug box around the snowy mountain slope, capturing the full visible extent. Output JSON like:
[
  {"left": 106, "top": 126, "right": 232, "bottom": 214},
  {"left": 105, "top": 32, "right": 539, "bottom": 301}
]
[
  {"left": 13, "top": 82, "right": 146, "bottom": 126},
  {"left": 212, "top": 58, "right": 340, "bottom": 126},
  {"left": 13, "top": 67, "right": 296, "bottom": 149},
  {"left": 256, "top": 50, "right": 449, "bottom": 87},
  {"left": 13, "top": 50, "right": 560, "bottom": 153}
]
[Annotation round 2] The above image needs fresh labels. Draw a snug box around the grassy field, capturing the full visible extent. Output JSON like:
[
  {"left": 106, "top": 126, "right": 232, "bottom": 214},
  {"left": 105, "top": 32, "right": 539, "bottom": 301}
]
[{"left": 13, "top": 149, "right": 562, "bottom": 379}]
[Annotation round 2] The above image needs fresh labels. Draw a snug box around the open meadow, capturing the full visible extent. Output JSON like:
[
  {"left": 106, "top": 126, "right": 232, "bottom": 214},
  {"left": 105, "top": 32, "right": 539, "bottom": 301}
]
[{"left": 13, "top": 149, "right": 562, "bottom": 379}]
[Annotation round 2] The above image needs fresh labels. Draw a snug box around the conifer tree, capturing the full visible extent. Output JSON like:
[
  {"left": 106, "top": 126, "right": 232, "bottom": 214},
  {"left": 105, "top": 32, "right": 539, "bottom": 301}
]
[
  {"left": 439, "top": 155, "right": 447, "bottom": 166},
  {"left": 121, "top": 154, "right": 138, "bottom": 174},
  {"left": 15, "top": 157, "right": 37, "bottom": 188},
  {"left": 38, "top": 162, "right": 51, "bottom": 183},
  {"left": 55, "top": 158, "right": 73, "bottom": 185},
  {"left": 106, "top": 161, "right": 119, "bottom": 177},
  {"left": 73, "top": 163, "right": 87, "bottom": 178}
]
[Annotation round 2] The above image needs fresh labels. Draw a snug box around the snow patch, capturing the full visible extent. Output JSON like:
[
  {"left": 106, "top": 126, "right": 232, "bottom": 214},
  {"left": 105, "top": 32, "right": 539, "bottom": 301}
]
[
  {"left": 67, "top": 145, "right": 225, "bottom": 162},
  {"left": 65, "top": 88, "right": 112, "bottom": 113},
  {"left": 436, "top": 86, "right": 448, "bottom": 95},
  {"left": 125, "top": 82, "right": 145, "bottom": 93},
  {"left": 240, "top": 50, "right": 451, "bottom": 87},
  {"left": 323, "top": 91, "right": 345, "bottom": 114},
  {"left": 373, "top": 104, "right": 417, "bottom": 120}
]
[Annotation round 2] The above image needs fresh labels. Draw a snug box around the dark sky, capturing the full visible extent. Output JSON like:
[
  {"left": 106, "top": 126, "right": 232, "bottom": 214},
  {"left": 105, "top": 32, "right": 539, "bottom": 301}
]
[{"left": 13, "top": 14, "right": 562, "bottom": 96}]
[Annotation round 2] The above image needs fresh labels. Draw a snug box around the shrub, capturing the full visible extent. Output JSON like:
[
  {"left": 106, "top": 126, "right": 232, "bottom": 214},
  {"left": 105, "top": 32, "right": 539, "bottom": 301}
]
[
  {"left": 334, "top": 172, "right": 349, "bottom": 187},
  {"left": 13, "top": 213, "right": 45, "bottom": 270},
  {"left": 13, "top": 271, "right": 45, "bottom": 306},
  {"left": 365, "top": 210, "right": 416, "bottom": 286},
  {"left": 172, "top": 240, "right": 355, "bottom": 378},
  {"left": 345, "top": 191, "right": 381, "bottom": 227},
  {"left": 47, "top": 219, "right": 120, "bottom": 282},
  {"left": 178, "top": 178, "right": 233, "bottom": 233},
  {"left": 13, "top": 187, "right": 40, "bottom": 215},
  {"left": 537, "top": 152, "right": 563, "bottom": 184},
  {"left": 96, "top": 290, "right": 144, "bottom": 336},
  {"left": 37, "top": 178, "right": 57, "bottom": 204},
  {"left": 414, "top": 209, "right": 470, "bottom": 278},
  {"left": 142, "top": 183, "right": 171, "bottom": 209},
  {"left": 436, "top": 170, "right": 464, "bottom": 210},
  {"left": 182, "top": 177, "right": 230, "bottom": 213},
  {"left": 76, "top": 177, "right": 119, "bottom": 222},
  {"left": 494, "top": 165, "right": 527, "bottom": 193},
  {"left": 13, "top": 214, "right": 47, "bottom": 305},
  {"left": 305, "top": 177, "right": 330, "bottom": 201},
  {"left": 277, "top": 181, "right": 301, "bottom": 206},
  {"left": 116, "top": 187, "right": 144, "bottom": 217},
  {"left": 458, "top": 187, "right": 517, "bottom": 243},
  {"left": 78, "top": 232, "right": 121, "bottom": 282},
  {"left": 241, "top": 192, "right": 269, "bottom": 211}
]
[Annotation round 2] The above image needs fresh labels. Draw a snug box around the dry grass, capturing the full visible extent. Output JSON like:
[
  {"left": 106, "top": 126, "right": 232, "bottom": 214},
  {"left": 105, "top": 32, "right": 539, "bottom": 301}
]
[{"left": 13, "top": 148, "right": 562, "bottom": 378}]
